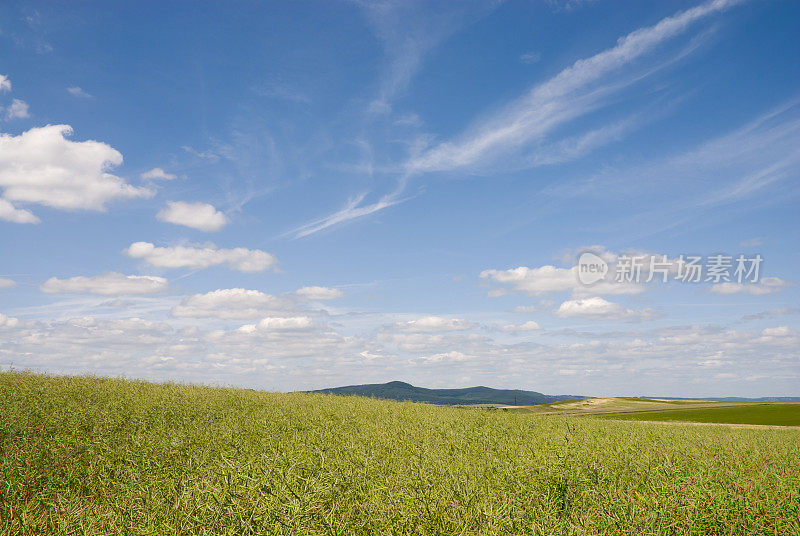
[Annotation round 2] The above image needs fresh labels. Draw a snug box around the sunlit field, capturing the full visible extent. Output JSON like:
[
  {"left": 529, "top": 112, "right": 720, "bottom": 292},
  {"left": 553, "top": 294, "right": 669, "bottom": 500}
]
[
  {"left": 2, "top": 372, "right": 798, "bottom": 535},
  {"left": 597, "top": 403, "right": 800, "bottom": 426}
]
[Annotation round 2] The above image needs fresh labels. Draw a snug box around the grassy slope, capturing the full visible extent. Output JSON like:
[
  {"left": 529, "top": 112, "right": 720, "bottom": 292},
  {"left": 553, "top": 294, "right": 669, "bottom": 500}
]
[
  {"left": 2, "top": 372, "right": 799, "bottom": 535},
  {"left": 596, "top": 403, "right": 800, "bottom": 426}
]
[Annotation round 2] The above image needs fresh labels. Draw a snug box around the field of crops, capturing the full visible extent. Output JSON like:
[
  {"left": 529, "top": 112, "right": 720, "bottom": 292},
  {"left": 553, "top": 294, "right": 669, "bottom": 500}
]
[
  {"left": 597, "top": 403, "right": 800, "bottom": 426},
  {"left": 516, "top": 397, "right": 749, "bottom": 415},
  {"left": 2, "top": 372, "right": 799, "bottom": 535}
]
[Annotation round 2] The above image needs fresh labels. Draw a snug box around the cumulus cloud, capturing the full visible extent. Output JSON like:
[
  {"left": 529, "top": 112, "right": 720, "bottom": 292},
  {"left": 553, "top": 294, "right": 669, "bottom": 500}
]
[
  {"left": 40, "top": 272, "right": 168, "bottom": 296},
  {"left": 709, "top": 277, "right": 792, "bottom": 295},
  {"left": 0, "top": 75, "right": 10, "bottom": 92},
  {"left": 555, "top": 297, "right": 658, "bottom": 320},
  {"left": 1, "top": 305, "right": 797, "bottom": 395},
  {"left": 157, "top": 201, "right": 229, "bottom": 232},
  {"left": 141, "top": 167, "right": 177, "bottom": 180},
  {"left": 481, "top": 265, "right": 577, "bottom": 296},
  {"left": 0, "top": 313, "right": 19, "bottom": 328},
  {"left": 0, "top": 198, "right": 39, "bottom": 223},
  {"left": 480, "top": 264, "right": 643, "bottom": 297},
  {"left": 296, "top": 286, "right": 344, "bottom": 301},
  {"left": 67, "top": 86, "right": 92, "bottom": 98},
  {"left": 0, "top": 277, "right": 15, "bottom": 289},
  {"left": 499, "top": 320, "right": 542, "bottom": 332},
  {"left": 124, "top": 242, "right": 277, "bottom": 273},
  {"left": 394, "top": 316, "right": 476, "bottom": 333},
  {"left": 4, "top": 99, "right": 29, "bottom": 120},
  {"left": 415, "top": 351, "right": 469, "bottom": 364},
  {"left": 239, "top": 316, "right": 314, "bottom": 332},
  {"left": 0, "top": 125, "right": 153, "bottom": 217},
  {"left": 171, "top": 288, "right": 290, "bottom": 319},
  {"left": 760, "top": 326, "right": 793, "bottom": 338}
]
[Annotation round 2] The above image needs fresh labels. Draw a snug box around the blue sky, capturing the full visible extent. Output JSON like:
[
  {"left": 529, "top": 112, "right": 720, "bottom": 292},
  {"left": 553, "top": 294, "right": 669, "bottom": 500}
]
[{"left": 0, "top": 0, "right": 798, "bottom": 397}]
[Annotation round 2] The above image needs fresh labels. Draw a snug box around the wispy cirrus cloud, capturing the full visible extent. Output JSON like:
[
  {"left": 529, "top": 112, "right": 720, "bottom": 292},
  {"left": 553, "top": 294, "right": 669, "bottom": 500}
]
[
  {"left": 407, "top": 0, "right": 744, "bottom": 174},
  {"left": 288, "top": 191, "right": 407, "bottom": 238},
  {"left": 546, "top": 99, "right": 800, "bottom": 237},
  {"left": 355, "top": 0, "right": 500, "bottom": 114},
  {"left": 294, "top": 0, "right": 745, "bottom": 237}
]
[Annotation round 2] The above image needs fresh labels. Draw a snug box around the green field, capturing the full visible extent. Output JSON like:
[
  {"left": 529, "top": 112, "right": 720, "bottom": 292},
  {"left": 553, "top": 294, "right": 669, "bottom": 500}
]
[
  {"left": 2, "top": 372, "right": 799, "bottom": 535},
  {"left": 597, "top": 403, "right": 800, "bottom": 426},
  {"left": 514, "top": 397, "right": 746, "bottom": 415}
]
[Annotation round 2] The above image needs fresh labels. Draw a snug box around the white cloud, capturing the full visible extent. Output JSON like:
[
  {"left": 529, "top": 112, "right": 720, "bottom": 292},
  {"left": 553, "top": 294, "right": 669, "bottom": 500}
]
[
  {"left": 0, "top": 198, "right": 39, "bottom": 223},
  {"left": 761, "top": 326, "right": 792, "bottom": 338},
  {"left": 67, "top": 86, "right": 92, "bottom": 98},
  {"left": 555, "top": 297, "right": 658, "bottom": 320},
  {"left": 480, "top": 264, "right": 644, "bottom": 297},
  {"left": 141, "top": 167, "right": 177, "bottom": 180},
  {"left": 239, "top": 316, "right": 313, "bottom": 332},
  {"left": 500, "top": 320, "right": 542, "bottom": 332},
  {"left": 709, "top": 277, "right": 792, "bottom": 295},
  {"left": 523, "top": 115, "right": 641, "bottom": 167},
  {"left": 296, "top": 286, "right": 344, "bottom": 301},
  {"left": 40, "top": 273, "right": 168, "bottom": 296},
  {"left": 0, "top": 313, "right": 19, "bottom": 328},
  {"left": 157, "top": 201, "right": 229, "bottom": 232},
  {"left": 395, "top": 316, "right": 476, "bottom": 333},
  {"left": 416, "top": 351, "right": 469, "bottom": 364},
  {"left": 0, "top": 125, "right": 153, "bottom": 214},
  {"left": 0, "top": 75, "right": 10, "bottom": 92},
  {"left": 4, "top": 99, "right": 30, "bottom": 120},
  {"left": 171, "top": 288, "right": 290, "bottom": 319},
  {"left": 124, "top": 242, "right": 277, "bottom": 273},
  {"left": 0, "top": 277, "right": 16, "bottom": 289},
  {"left": 482, "top": 266, "right": 575, "bottom": 295}
]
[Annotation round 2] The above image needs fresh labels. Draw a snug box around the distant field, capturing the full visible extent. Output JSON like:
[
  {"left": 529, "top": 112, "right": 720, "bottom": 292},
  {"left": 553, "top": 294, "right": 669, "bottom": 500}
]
[
  {"left": 512, "top": 396, "right": 752, "bottom": 415},
  {"left": 597, "top": 403, "right": 800, "bottom": 426},
  {"left": 2, "top": 372, "right": 799, "bottom": 535}
]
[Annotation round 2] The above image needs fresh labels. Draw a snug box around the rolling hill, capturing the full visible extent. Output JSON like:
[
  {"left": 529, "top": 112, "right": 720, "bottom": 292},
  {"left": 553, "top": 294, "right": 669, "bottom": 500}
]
[{"left": 311, "top": 380, "right": 585, "bottom": 406}]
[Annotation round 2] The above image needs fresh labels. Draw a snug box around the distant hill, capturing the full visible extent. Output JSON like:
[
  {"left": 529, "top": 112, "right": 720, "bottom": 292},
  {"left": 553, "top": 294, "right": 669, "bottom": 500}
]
[{"left": 311, "top": 381, "right": 586, "bottom": 406}]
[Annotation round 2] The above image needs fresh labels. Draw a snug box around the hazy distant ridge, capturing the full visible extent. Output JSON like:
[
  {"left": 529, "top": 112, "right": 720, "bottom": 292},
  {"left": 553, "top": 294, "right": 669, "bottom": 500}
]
[
  {"left": 313, "top": 382, "right": 800, "bottom": 405},
  {"left": 311, "top": 381, "right": 586, "bottom": 406}
]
